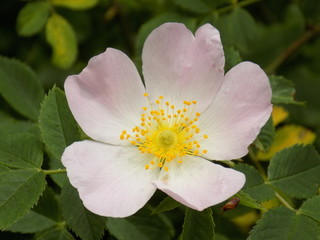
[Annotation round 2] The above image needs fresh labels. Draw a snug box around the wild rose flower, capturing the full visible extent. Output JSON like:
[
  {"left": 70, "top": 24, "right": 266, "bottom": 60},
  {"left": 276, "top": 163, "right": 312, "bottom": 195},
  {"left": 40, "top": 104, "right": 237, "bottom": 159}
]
[{"left": 62, "top": 23, "right": 272, "bottom": 217}]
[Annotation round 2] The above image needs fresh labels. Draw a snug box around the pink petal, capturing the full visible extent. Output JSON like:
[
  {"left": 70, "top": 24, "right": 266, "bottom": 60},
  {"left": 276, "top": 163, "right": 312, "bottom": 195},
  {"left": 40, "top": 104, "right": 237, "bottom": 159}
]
[
  {"left": 199, "top": 62, "right": 272, "bottom": 160},
  {"left": 153, "top": 156, "right": 245, "bottom": 211},
  {"left": 64, "top": 48, "right": 146, "bottom": 144},
  {"left": 142, "top": 23, "right": 225, "bottom": 112},
  {"left": 62, "top": 140, "right": 159, "bottom": 217}
]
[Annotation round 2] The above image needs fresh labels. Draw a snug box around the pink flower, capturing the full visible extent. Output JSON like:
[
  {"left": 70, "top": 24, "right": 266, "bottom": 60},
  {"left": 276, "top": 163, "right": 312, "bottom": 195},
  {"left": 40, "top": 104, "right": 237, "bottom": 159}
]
[{"left": 62, "top": 23, "right": 272, "bottom": 217}]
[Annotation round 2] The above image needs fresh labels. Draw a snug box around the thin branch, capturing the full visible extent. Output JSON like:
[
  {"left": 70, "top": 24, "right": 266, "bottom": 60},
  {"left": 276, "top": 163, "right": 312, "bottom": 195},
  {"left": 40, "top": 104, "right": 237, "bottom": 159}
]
[
  {"left": 42, "top": 168, "right": 66, "bottom": 175},
  {"left": 265, "top": 25, "right": 320, "bottom": 75}
]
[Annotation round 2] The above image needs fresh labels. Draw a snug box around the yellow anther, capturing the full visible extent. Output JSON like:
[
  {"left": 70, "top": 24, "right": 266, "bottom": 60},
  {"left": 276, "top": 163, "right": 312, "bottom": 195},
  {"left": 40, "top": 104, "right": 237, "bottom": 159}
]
[
  {"left": 194, "top": 149, "right": 199, "bottom": 155},
  {"left": 164, "top": 166, "right": 169, "bottom": 172},
  {"left": 131, "top": 141, "right": 136, "bottom": 145},
  {"left": 145, "top": 164, "right": 150, "bottom": 169},
  {"left": 156, "top": 100, "right": 160, "bottom": 104},
  {"left": 196, "top": 112, "right": 201, "bottom": 117},
  {"left": 165, "top": 101, "right": 170, "bottom": 106},
  {"left": 144, "top": 93, "right": 149, "bottom": 97},
  {"left": 203, "top": 149, "right": 208, "bottom": 154},
  {"left": 203, "top": 134, "right": 208, "bottom": 139},
  {"left": 151, "top": 160, "right": 155, "bottom": 165},
  {"left": 196, "top": 144, "right": 200, "bottom": 148},
  {"left": 177, "top": 110, "right": 182, "bottom": 114},
  {"left": 122, "top": 130, "right": 127, "bottom": 134},
  {"left": 142, "top": 107, "right": 147, "bottom": 111},
  {"left": 183, "top": 108, "right": 187, "bottom": 112},
  {"left": 192, "top": 100, "right": 197, "bottom": 104},
  {"left": 120, "top": 135, "right": 124, "bottom": 140},
  {"left": 141, "top": 123, "right": 145, "bottom": 126},
  {"left": 158, "top": 162, "right": 163, "bottom": 167},
  {"left": 159, "top": 96, "right": 163, "bottom": 99},
  {"left": 171, "top": 105, "right": 175, "bottom": 109}
]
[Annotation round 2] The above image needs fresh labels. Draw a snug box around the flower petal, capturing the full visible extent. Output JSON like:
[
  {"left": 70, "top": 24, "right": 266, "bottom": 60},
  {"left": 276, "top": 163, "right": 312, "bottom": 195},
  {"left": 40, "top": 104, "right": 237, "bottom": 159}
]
[
  {"left": 153, "top": 156, "right": 245, "bottom": 211},
  {"left": 199, "top": 62, "right": 272, "bottom": 160},
  {"left": 64, "top": 48, "right": 146, "bottom": 144},
  {"left": 142, "top": 23, "right": 225, "bottom": 112},
  {"left": 62, "top": 140, "right": 159, "bottom": 217}
]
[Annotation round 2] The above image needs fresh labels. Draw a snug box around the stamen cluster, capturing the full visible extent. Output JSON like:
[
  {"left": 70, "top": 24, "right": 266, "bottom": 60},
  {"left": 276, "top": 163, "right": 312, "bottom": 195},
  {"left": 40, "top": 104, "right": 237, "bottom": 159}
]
[{"left": 120, "top": 94, "right": 208, "bottom": 171}]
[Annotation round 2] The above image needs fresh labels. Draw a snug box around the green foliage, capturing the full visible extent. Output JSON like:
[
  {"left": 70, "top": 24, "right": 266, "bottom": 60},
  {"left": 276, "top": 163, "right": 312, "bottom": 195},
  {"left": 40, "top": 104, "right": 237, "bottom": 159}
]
[
  {"left": 253, "top": 117, "right": 276, "bottom": 152},
  {"left": 267, "top": 145, "right": 320, "bottom": 198},
  {"left": 35, "top": 226, "right": 74, "bottom": 240},
  {"left": 248, "top": 207, "right": 320, "bottom": 240},
  {"left": 234, "top": 163, "right": 275, "bottom": 202},
  {"left": 0, "top": 169, "right": 46, "bottom": 229},
  {"left": 39, "top": 86, "right": 80, "bottom": 160},
  {"left": 300, "top": 195, "right": 320, "bottom": 223},
  {"left": 45, "top": 14, "right": 78, "bottom": 69},
  {"left": 61, "top": 182, "right": 106, "bottom": 240},
  {"left": 269, "top": 75, "right": 301, "bottom": 105},
  {"left": 0, "top": 57, "right": 44, "bottom": 121},
  {"left": 173, "top": 0, "right": 212, "bottom": 14},
  {"left": 0, "top": 133, "right": 43, "bottom": 169},
  {"left": 235, "top": 191, "right": 264, "bottom": 211},
  {"left": 50, "top": 0, "right": 99, "bottom": 10},
  {"left": 181, "top": 208, "right": 215, "bottom": 240},
  {"left": 107, "top": 206, "right": 175, "bottom": 240},
  {"left": 151, "top": 197, "right": 182, "bottom": 215},
  {"left": 16, "top": 2, "right": 51, "bottom": 37}
]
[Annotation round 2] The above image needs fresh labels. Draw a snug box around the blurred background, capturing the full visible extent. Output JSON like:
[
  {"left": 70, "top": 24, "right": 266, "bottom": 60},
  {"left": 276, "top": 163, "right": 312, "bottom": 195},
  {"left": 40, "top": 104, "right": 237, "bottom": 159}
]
[{"left": 0, "top": 0, "right": 320, "bottom": 239}]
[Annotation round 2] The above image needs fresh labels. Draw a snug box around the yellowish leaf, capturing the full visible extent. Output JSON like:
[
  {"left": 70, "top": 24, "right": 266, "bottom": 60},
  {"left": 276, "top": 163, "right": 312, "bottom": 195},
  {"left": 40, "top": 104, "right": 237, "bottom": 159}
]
[
  {"left": 272, "top": 106, "right": 288, "bottom": 126},
  {"left": 257, "top": 125, "right": 316, "bottom": 160},
  {"left": 45, "top": 14, "right": 77, "bottom": 69},
  {"left": 50, "top": 0, "right": 98, "bottom": 10}
]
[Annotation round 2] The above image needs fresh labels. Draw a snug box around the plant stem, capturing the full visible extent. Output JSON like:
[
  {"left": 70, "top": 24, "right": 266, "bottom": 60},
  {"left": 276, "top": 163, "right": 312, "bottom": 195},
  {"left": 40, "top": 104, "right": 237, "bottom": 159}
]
[
  {"left": 43, "top": 169, "right": 66, "bottom": 175},
  {"left": 265, "top": 25, "right": 320, "bottom": 75},
  {"left": 275, "top": 192, "right": 295, "bottom": 211}
]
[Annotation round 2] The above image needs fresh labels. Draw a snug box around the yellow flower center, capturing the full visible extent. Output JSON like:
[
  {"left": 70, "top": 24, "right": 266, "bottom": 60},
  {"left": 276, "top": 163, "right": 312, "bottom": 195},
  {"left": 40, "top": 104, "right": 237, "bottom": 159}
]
[{"left": 119, "top": 94, "right": 208, "bottom": 171}]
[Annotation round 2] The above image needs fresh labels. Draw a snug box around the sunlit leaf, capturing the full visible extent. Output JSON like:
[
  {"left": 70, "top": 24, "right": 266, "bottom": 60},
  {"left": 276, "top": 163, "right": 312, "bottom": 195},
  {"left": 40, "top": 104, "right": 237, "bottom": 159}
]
[
  {"left": 235, "top": 191, "right": 264, "bottom": 210},
  {"left": 0, "top": 57, "right": 44, "bottom": 121},
  {"left": 50, "top": 0, "right": 98, "bottom": 10},
  {"left": 16, "top": 2, "right": 50, "bottom": 36},
  {"left": 268, "top": 145, "right": 320, "bottom": 198},
  {"left": 272, "top": 105, "right": 289, "bottom": 126},
  {"left": 181, "top": 208, "right": 215, "bottom": 240},
  {"left": 257, "top": 125, "right": 316, "bottom": 160},
  {"left": 0, "top": 169, "right": 46, "bottom": 229},
  {"left": 45, "top": 14, "right": 77, "bottom": 69}
]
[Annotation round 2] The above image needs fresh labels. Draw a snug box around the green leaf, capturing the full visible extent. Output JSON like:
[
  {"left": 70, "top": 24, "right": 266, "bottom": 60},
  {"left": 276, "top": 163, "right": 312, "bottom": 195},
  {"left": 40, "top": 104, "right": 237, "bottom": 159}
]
[
  {"left": 300, "top": 195, "right": 320, "bottom": 223},
  {"left": 253, "top": 117, "right": 275, "bottom": 152},
  {"left": 267, "top": 145, "right": 320, "bottom": 198},
  {"left": 0, "top": 169, "right": 46, "bottom": 229},
  {"left": 60, "top": 182, "right": 106, "bottom": 240},
  {"left": 136, "top": 13, "right": 196, "bottom": 56},
  {"left": 16, "top": 2, "right": 50, "bottom": 36},
  {"left": 269, "top": 75, "right": 302, "bottom": 105},
  {"left": 181, "top": 208, "right": 215, "bottom": 240},
  {"left": 151, "top": 197, "right": 181, "bottom": 215},
  {"left": 39, "top": 86, "right": 81, "bottom": 160},
  {"left": 0, "top": 119, "right": 39, "bottom": 137},
  {"left": 0, "top": 133, "right": 43, "bottom": 169},
  {"left": 224, "top": 47, "right": 242, "bottom": 72},
  {"left": 6, "top": 187, "right": 62, "bottom": 233},
  {"left": 50, "top": 0, "right": 98, "bottom": 10},
  {"left": 234, "top": 163, "right": 275, "bottom": 201},
  {"left": 48, "top": 155, "right": 68, "bottom": 188},
  {"left": 173, "top": 0, "right": 212, "bottom": 14},
  {"left": 248, "top": 207, "right": 320, "bottom": 240},
  {"left": 35, "top": 226, "right": 74, "bottom": 240},
  {"left": 235, "top": 191, "right": 264, "bottom": 210},
  {"left": 107, "top": 206, "right": 175, "bottom": 240},
  {"left": 45, "top": 14, "right": 78, "bottom": 69},
  {"left": 5, "top": 210, "right": 56, "bottom": 234},
  {"left": 0, "top": 56, "right": 45, "bottom": 121}
]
